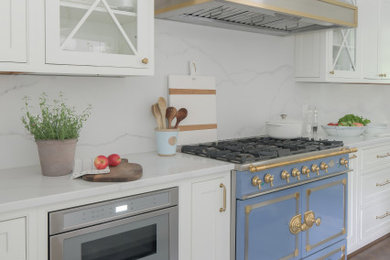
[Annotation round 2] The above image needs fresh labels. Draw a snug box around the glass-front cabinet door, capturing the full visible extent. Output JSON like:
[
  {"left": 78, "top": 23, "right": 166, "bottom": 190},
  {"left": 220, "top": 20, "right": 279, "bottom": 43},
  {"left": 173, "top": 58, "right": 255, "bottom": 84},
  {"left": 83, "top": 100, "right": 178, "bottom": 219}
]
[
  {"left": 327, "top": 0, "right": 359, "bottom": 79},
  {"left": 45, "top": 0, "right": 152, "bottom": 68}
]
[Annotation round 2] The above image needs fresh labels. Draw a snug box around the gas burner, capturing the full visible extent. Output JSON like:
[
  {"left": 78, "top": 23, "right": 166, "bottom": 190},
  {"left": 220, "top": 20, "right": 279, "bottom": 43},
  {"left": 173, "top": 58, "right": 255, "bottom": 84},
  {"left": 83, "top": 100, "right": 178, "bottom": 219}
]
[{"left": 181, "top": 137, "right": 344, "bottom": 164}]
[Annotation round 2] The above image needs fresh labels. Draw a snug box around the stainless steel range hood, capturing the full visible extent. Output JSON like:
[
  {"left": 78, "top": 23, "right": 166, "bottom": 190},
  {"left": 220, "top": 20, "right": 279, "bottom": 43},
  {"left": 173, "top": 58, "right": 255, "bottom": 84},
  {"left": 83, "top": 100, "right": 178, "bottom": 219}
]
[{"left": 155, "top": 0, "right": 357, "bottom": 36}]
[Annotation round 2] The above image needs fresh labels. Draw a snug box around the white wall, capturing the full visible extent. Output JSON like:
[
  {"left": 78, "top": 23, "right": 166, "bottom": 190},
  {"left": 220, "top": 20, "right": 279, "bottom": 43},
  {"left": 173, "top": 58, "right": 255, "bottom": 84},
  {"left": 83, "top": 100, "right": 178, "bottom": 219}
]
[
  {"left": 1, "top": 20, "right": 385, "bottom": 170},
  {"left": 0, "top": 20, "right": 297, "bottom": 169}
]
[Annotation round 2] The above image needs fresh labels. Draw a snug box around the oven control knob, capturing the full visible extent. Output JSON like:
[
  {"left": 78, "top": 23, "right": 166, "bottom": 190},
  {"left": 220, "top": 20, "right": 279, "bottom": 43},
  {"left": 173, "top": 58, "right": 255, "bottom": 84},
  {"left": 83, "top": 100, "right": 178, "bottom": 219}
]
[
  {"left": 340, "top": 158, "right": 348, "bottom": 168},
  {"left": 252, "top": 176, "right": 262, "bottom": 190},
  {"left": 292, "top": 168, "right": 301, "bottom": 180},
  {"left": 320, "top": 162, "right": 329, "bottom": 173},
  {"left": 281, "top": 170, "right": 290, "bottom": 183},
  {"left": 302, "top": 166, "right": 310, "bottom": 178},
  {"left": 311, "top": 164, "right": 320, "bottom": 176},
  {"left": 264, "top": 174, "right": 275, "bottom": 187}
]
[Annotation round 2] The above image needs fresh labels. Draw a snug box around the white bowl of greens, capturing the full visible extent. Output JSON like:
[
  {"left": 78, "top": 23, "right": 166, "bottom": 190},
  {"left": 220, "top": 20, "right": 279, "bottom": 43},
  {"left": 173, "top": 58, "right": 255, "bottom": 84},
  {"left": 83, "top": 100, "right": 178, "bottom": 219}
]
[{"left": 322, "top": 114, "right": 370, "bottom": 137}]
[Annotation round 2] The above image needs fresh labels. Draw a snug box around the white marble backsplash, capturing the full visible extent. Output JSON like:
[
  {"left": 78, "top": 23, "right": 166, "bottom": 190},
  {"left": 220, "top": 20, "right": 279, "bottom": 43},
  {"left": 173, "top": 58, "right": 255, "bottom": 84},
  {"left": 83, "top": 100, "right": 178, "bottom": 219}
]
[{"left": 0, "top": 20, "right": 387, "bottom": 170}]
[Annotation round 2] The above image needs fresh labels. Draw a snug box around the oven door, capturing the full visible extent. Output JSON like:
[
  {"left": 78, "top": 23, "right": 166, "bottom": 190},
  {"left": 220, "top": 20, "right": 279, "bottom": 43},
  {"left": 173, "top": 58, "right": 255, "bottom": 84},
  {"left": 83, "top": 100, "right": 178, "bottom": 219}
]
[
  {"left": 301, "top": 173, "right": 347, "bottom": 258},
  {"left": 50, "top": 207, "right": 178, "bottom": 260},
  {"left": 236, "top": 186, "right": 302, "bottom": 260}
]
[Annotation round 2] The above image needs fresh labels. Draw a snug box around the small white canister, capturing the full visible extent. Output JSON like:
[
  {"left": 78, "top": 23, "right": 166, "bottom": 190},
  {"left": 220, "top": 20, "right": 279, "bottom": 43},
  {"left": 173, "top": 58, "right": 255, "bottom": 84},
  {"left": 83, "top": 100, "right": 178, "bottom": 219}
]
[{"left": 155, "top": 129, "right": 179, "bottom": 156}]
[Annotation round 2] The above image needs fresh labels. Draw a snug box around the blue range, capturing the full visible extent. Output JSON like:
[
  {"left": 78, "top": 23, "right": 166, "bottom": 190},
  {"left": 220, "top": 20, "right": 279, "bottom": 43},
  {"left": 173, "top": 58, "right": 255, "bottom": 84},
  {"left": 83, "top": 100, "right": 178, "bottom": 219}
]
[{"left": 181, "top": 137, "right": 356, "bottom": 260}]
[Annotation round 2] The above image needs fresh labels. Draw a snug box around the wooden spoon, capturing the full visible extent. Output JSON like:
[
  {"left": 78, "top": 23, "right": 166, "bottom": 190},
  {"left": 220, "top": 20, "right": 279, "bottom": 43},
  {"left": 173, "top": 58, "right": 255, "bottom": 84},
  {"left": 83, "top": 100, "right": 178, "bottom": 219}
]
[
  {"left": 166, "top": 107, "right": 177, "bottom": 129},
  {"left": 157, "top": 97, "right": 167, "bottom": 129},
  {"left": 175, "top": 108, "right": 188, "bottom": 129},
  {"left": 152, "top": 104, "right": 163, "bottom": 129}
]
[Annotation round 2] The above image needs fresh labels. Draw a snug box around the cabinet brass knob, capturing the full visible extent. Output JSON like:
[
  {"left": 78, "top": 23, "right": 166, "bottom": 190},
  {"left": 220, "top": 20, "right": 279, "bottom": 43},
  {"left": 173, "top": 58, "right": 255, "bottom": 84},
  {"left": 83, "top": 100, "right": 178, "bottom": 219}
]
[
  {"left": 329, "top": 70, "right": 335, "bottom": 75},
  {"left": 141, "top": 58, "right": 149, "bottom": 64}
]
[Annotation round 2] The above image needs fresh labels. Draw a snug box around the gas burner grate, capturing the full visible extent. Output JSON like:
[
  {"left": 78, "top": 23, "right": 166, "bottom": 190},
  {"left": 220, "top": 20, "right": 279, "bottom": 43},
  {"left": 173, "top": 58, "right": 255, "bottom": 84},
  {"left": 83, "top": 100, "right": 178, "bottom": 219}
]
[{"left": 181, "top": 137, "right": 344, "bottom": 164}]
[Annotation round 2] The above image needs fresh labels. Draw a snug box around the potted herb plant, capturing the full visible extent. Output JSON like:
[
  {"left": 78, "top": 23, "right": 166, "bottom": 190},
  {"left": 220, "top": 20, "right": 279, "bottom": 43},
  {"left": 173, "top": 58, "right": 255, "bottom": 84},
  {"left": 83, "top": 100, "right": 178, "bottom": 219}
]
[{"left": 22, "top": 93, "right": 91, "bottom": 177}]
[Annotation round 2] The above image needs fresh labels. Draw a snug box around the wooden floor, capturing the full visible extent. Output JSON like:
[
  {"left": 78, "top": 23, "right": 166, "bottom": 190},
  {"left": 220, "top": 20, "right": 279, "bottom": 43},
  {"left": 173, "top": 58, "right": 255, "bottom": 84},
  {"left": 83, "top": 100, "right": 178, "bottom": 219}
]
[{"left": 349, "top": 236, "right": 390, "bottom": 260}]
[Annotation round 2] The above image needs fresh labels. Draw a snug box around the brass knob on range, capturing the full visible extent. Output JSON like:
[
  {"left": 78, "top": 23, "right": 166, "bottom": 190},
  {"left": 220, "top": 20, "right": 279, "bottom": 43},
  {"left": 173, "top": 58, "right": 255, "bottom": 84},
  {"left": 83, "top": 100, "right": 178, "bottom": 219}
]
[
  {"left": 281, "top": 170, "right": 290, "bottom": 183},
  {"left": 320, "top": 162, "right": 329, "bottom": 173},
  {"left": 264, "top": 174, "right": 275, "bottom": 187},
  {"left": 311, "top": 164, "right": 320, "bottom": 176},
  {"left": 340, "top": 158, "right": 348, "bottom": 168},
  {"left": 302, "top": 166, "right": 311, "bottom": 178},
  {"left": 292, "top": 168, "right": 301, "bottom": 180},
  {"left": 252, "top": 176, "right": 262, "bottom": 190},
  {"left": 141, "top": 57, "right": 149, "bottom": 64}
]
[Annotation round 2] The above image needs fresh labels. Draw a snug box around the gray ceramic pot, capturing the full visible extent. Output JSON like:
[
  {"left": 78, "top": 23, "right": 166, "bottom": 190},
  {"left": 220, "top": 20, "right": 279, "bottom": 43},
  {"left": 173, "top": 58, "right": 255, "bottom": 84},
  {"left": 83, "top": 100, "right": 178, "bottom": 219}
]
[{"left": 36, "top": 139, "right": 77, "bottom": 177}]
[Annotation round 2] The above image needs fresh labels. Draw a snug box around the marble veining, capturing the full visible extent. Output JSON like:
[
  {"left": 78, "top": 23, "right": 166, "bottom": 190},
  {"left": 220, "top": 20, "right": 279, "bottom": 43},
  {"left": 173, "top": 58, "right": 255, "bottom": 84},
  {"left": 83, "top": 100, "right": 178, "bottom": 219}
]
[{"left": 0, "top": 20, "right": 388, "bottom": 170}]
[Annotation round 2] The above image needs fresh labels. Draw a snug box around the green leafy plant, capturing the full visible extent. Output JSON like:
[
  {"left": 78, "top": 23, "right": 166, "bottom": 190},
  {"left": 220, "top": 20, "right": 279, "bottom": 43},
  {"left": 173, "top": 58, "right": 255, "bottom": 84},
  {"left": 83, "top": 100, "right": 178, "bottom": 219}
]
[
  {"left": 338, "top": 114, "right": 371, "bottom": 126},
  {"left": 22, "top": 93, "right": 91, "bottom": 141}
]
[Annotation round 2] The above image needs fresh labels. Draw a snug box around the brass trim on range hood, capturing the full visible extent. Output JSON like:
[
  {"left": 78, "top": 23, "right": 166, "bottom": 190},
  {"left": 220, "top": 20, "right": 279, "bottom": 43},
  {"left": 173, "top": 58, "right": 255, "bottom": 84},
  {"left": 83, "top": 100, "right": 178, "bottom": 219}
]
[{"left": 155, "top": 0, "right": 358, "bottom": 36}]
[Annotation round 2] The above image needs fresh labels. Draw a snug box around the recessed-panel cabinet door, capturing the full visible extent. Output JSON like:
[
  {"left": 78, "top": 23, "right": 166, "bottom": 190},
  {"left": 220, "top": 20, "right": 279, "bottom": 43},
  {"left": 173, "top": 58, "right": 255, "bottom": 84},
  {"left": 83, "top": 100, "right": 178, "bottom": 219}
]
[
  {"left": 378, "top": 0, "right": 390, "bottom": 78},
  {"left": 45, "top": 0, "right": 152, "bottom": 68},
  {"left": 301, "top": 174, "right": 347, "bottom": 258},
  {"left": 236, "top": 187, "right": 301, "bottom": 260},
  {"left": 0, "top": 0, "right": 27, "bottom": 62},
  {"left": 192, "top": 175, "right": 230, "bottom": 260},
  {"left": 0, "top": 218, "right": 26, "bottom": 260}
]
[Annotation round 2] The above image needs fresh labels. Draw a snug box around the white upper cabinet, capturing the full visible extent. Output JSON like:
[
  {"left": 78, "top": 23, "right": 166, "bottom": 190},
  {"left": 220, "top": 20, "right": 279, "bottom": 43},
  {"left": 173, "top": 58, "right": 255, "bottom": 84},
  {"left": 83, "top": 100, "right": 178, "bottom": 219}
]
[
  {"left": 295, "top": 0, "right": 360, "bottom": 82},
  {"left": 46, "top": 0, "right": 151, "bottom": 69},
  {"left": 0, "top": 0, "right": 27, "bottom": 63},
  {"left": 0, "top": 0, "right": 153, "bottom": 76},
  {"left": 296, "top": 0, "right": 390, "bottom": 84}
]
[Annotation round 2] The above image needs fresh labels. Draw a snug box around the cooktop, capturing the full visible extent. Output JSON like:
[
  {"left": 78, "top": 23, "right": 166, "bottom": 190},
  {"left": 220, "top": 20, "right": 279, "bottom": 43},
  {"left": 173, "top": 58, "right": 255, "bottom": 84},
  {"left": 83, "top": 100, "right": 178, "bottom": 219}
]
[{"left": 181, "top": 137, "right": 344, "bottom": 164}]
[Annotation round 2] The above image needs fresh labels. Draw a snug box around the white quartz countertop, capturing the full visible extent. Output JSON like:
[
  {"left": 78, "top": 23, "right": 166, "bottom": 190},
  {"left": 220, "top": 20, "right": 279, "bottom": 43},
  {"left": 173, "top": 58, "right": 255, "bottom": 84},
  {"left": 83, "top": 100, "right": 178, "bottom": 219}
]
[
  {"left": 323, "top": 134, "right": 390, "bottom": 147},
  {"left": 0, "top": 152, "right": 234, "bottom": 214}
]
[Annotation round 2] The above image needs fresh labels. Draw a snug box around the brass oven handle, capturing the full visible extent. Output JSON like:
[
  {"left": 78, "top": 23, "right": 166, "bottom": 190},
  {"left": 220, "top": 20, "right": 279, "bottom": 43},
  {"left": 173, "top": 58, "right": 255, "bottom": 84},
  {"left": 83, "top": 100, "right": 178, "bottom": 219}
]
[
  {"left": 377, "top": 152, "right": 390, "bottom": 159},
  {"left": 376, "top": 211, "right": 390, "bottom": 219},
  {"left": 219, "top": 183, "right": 226, "bottom": 212},
  {"left": 349, "top": 154, "right": 358, "bottom": 160},
  {"left": 376, "top": 179, "right": 390, "bottom": 187}
]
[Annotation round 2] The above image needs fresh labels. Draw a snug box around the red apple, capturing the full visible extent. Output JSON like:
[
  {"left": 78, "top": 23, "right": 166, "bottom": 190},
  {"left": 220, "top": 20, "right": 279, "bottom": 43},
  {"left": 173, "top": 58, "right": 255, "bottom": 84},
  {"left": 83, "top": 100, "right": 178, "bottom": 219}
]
[
  {"left": 108, "top": 154, "right": 121, "bottom": 167},
  {"left": 94, "top": 155, "right": 108, "bottom": 170}
]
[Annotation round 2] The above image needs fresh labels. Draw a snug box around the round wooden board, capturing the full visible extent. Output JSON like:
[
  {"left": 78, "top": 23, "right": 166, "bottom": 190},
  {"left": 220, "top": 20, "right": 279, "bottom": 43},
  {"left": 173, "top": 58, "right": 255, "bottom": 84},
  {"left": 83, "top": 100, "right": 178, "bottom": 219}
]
[{"left": 82, "top": 159, "right": 143, "bottom": 182}]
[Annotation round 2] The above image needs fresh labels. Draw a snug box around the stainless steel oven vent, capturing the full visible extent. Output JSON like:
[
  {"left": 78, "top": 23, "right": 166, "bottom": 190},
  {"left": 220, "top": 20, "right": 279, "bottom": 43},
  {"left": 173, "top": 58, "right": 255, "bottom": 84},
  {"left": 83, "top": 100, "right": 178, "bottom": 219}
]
[{"left": 155, "top": 0, "right": 358, "bottom": 36}]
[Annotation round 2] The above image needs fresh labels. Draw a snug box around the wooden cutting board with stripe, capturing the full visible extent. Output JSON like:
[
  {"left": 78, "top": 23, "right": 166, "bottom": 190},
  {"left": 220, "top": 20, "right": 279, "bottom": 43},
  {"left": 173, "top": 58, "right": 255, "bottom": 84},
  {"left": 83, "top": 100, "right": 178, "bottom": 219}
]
[{"left": 168, "top": 74, "right": 218, "bottom": 145}]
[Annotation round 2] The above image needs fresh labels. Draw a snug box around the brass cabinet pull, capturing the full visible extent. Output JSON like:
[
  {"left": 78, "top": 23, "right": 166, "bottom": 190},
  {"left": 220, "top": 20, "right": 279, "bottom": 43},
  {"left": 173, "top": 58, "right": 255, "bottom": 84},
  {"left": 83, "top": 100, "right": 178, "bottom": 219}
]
[
  {"left": 377, "top": 152, "right": 390, "bottom": 159},
  {"left": 219, "top": 183, "right": 226, "bottom": 212},
  {"left": 329, "top": 70, "right": 335, "bottom": 75},
  {"left": 376, "top": 179, "right": 390, "bottom": 187},
  {"left": 141, "top": 58, "right": 149, "bottom": 64},
  {"left": 376, "top": 211, "right": 390, "bottom": 219},
  {"left": 304, "top": 210, "right": 321, "bottom": 229}
]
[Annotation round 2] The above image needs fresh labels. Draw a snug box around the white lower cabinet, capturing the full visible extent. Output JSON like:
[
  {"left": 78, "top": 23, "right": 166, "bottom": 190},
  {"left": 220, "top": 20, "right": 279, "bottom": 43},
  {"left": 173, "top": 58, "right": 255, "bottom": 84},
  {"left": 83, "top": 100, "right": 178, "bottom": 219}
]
[
  {"left": 348, "top": 141, "right": 390, "bottom": 254},
  {"left": 0, "top": 217, "right": 26, "bottom": 260},
  {"left": 191, "top": 175, "right": 230, "bottom": 260}
]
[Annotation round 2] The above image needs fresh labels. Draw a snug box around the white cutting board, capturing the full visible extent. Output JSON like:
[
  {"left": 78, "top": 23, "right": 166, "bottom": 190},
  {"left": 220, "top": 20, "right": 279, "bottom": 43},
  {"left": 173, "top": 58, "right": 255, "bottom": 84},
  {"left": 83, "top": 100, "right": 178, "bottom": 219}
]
[{"left": 168, "top": 74, "right": 218, "bottom": 145}]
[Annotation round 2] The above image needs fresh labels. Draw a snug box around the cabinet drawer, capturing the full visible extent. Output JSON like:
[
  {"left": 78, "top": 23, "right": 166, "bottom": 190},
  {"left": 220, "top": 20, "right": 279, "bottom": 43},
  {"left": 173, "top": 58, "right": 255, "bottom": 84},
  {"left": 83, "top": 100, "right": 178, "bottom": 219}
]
[
  {"left": 0, "top": 217, "right": 26, "bottom": 260},
  {"left": 362, "top": 169, "right": 390, "bottom": 201},
  {"left": 362, "top": 145, "right": 390, "bottom": 173},
  {"left": 361, "top": 201, "right": 390, "bottom": 240}
]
